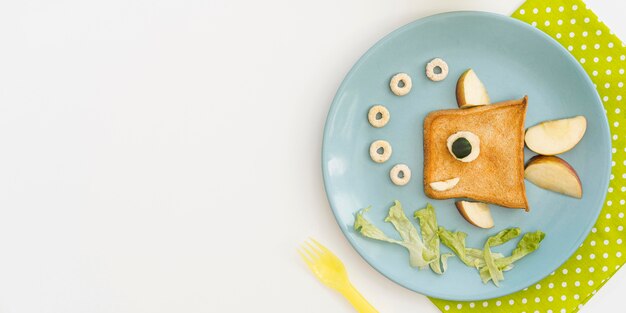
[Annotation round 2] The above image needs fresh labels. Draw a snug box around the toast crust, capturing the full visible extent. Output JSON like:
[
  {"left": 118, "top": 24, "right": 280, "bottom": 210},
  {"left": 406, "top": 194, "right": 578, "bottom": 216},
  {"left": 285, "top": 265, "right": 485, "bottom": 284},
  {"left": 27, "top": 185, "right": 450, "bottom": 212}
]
[{"left": 423, "top": 97, "right": 529, "bottom": 210}]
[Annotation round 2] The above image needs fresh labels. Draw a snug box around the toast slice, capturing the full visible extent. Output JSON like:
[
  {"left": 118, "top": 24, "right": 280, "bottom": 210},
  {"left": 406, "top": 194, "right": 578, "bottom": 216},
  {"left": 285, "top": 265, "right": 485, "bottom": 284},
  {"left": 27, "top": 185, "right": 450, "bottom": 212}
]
[{"left": 423, "top": 97, "right": 529, "bottom": 210}]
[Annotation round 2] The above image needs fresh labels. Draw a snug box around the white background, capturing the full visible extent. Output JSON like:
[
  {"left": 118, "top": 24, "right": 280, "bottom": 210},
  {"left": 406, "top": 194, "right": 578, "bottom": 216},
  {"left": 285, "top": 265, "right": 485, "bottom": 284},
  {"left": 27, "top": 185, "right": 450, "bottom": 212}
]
[{"left": 0, "top": 0, "right": 624, "bottom": 312}]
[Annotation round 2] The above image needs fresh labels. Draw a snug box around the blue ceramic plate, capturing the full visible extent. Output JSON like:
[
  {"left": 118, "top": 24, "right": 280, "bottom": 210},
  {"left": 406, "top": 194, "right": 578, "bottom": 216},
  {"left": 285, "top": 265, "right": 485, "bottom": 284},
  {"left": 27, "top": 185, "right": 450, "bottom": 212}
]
[{"left": 322, "top": 11, "right": 611, "bottom": 300}]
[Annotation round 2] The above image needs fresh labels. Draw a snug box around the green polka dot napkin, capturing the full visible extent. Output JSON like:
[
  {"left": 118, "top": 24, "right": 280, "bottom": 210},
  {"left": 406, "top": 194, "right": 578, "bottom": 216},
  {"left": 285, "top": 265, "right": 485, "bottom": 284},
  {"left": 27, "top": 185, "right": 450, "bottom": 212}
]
[{"left": 430, "top": 0, "right": 626, "bottom": 312}]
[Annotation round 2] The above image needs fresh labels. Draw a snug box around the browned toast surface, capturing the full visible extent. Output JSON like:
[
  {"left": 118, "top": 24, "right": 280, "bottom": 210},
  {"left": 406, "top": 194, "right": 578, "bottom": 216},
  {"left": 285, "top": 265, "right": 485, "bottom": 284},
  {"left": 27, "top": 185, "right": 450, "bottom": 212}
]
[{"left": 423, "top": 97, "right": 529, "bottom": 209}]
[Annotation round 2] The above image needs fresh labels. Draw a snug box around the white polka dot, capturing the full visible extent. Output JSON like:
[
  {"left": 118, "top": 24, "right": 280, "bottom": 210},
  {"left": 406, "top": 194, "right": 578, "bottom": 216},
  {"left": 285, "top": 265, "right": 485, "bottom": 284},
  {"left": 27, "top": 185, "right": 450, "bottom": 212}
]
[
  {"left": 569, "top": 32, "right": 575, "bottom": 38},
  {"left": 559, "top": 6, "right": 564, "bottom": 12},
  {"left": 562, "top": 269, "right": 568, "bottom": 274},
  {"left": 620, "top": 212, "right": 625, "bottom": 217},
  {"left": 520, "top": 9, "right": 526, "bottom": 15},
  {"left": 561, "top": 309, "right": 566, "bottom": 313},
  {"left": 597, "top": 30, "right": 603, "bottom": 35},
  {"left": 590, "top": 253, "right": 596, "bottom": 259},
  {"left": 603, "top": 96, "right": 609, "bottom": 101},
  {"left": 618, "top": 96, "right": 623, "bottom": 101},
  {"left": 595, "top": 43, "right": 601, "bottom": 49},
  {"left": 570, "top": 18, "right": 576, "bottom": 24},
  {"left": 588, "top": 280, "right": 594, "bottom": 286},
  {"left": 574, "top": 294, "right": 580, "bottom": 300},
  {"left": 594, "top": 57, "right": 600, "bottom": 63},
  {"left": 556, "top": 33, "right": 562, "bottom": 39},
  {"left": 618, "top": 252, "right": 622, "bottom": 258},
  {"left": 603, "top": 252, "right": 609, "bottom": 259},
  {"left": 580, "top": 57, "right": 586, "bottom": 63},
  {"left": 620, "top": 69, "right": 625, "bottom": 74},
  {"left": 593, "top": 70, "right": 599, "bottom": 76},
  {"left": 592, "top": 227, "right": 597, "bottom": 233},
  {"left": 482, "top": 301, "right": 488, "bottom": 307},
  {"left": 591, "top": 240, "right": 596, "bottom": 246},
  {"left": 603, "top": 266, "right": 609, "bottom": 272},
  {"left": 572, "top": 4, "right": 578, "bottom": 10},
  {"left": 535, "top": 297, "right": 540, "bottom": 303},
  {"left": 561, "top": 295, "right": 567, "bottom": 301},
  {"left": 605, "top": 83, "right": 611, "bottom": 89},
  {"left": 584, "top": 17, "right": 590, "bottom": 23},
  {"left": 469, "top": 302, "right": 475, "bottom": 308},
  {"left": 557, "top": 19, "right": 563, "bottom": 26},
  {"left": 589, "top": 267, "right": 595, "bottom": 272},
  {"left": 618, "top": 239, "right": 623, "bottom": 244},
  {"left": 522, "top": 298, "right": 527, "bottom": 304},
  {"left": 545, "top": 21, "right": 551, "bottom": 26},
  {"left": 444, "top": 305, "right": 450, "bottom": 311},
  {"left": 605, "top": 239, "right": 610, "bottom": 245},
  {"left": 617, "top": 108, "right": 622, "bottom": 113},
  {"left": 457, "top": 303, "right": 462, "bottom": 309},
  {"left": 583, "top": 31, "right": 588, "bottom": 37},
  {"left": 609, "top": 42, "right": 615, "bottom": 48},
  {"left": 533, "top": 8, "right": 538, "bottom": 14},
  {"left": 576, "top": 254, "right": 582, "bottom": 260},
  {"left": 532, "top": 21, "right": 537, "bottom": 27},
  {"left": 548, "top": 295, "right": 554, "bottom": 302},
  {"left": 607, "top": 69, "right": 613, "bottom": 75},
  {"left": 549, "top": 283, "right": 554, "bottom": 288},
  {"left": 546, "top": 7, "right": 552, "bottom": 13},
  {"left": 605, "top": 226, "right": 611, "bottom": 232},
  {"left": 535, "top": 284, "right": 541, "bottom": 290},
  {"left": 568, "top": 45, "right": 573, "bottom": 51},
  {"left": 618, "top": 82, "right": 624, "bottom": 88},
  {"left": 622, "top": 55, "right": 626, "bottom": 60},
  {"left": 576, "top": 267, "right": 581, "bottom": 273},
  {"left": 608, "top": 200, "right": 613, "bottom": 206},
  {"left": 575, "top": 280, "right": 581, "bottom": 286},
  {"left": 548, "top": 310, "right": 553, "bottom": 313},
  {"left": 608, "top": 56, "right": 613, "bottom": 62},
  {"left": 495, "top": 301, "right": 501, "bottom": 307},
  {"left": 562, "top": 282, "right": 567, "bottom": 287}
]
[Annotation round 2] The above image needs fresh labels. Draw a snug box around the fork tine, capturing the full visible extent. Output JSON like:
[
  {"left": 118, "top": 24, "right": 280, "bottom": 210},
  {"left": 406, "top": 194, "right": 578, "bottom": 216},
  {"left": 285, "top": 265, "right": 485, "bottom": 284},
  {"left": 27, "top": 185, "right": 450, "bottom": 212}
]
[
  {"left": 298, "top": 248, "right": 314, "bottom": 269},
  {"left": 310, "top": 238, "right": 332, "bottom": 256},
  {"left": 305, "top": 239, "right": 324, "bottom": 257},
  {"left": 300, "top": 243, "right": 319, "bottom": 261}
]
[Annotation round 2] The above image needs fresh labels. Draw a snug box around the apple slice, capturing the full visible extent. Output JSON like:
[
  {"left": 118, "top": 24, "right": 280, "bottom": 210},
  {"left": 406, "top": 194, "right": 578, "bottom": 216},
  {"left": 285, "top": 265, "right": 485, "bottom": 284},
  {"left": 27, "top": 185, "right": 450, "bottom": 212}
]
[
  {"left": 455, "top": 201, "right": 494, "bottom": 229},
  {"left": 524, "top": 155, "right": 582, "bottom": 198},
  {"left": 524, "top": 116, "right": 587, "bottom": 155},
  {"left": 456, "top": 69, "right": 491, "bottom": 108}
]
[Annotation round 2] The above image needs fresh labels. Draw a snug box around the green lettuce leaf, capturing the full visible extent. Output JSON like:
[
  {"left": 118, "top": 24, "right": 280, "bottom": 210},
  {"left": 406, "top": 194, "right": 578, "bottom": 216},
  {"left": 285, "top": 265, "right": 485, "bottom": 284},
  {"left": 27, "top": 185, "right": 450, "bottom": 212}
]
[
  {"left": 354, "top": 201, "right": 436, "bottom": 268},
  {"left": 414, "top": 203, "right": 444, "bottom": 274}
]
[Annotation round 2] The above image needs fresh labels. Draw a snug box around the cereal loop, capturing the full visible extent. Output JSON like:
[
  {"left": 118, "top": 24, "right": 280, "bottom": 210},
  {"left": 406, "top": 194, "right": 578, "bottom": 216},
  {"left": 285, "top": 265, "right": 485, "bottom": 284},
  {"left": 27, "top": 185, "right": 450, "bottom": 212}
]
[
  {"left": 368, "top": 105, "right": 390, "bottom": 128},
  {"left": 390, "top": 164, "right": 411, "bottom": 186},
  {"left": 369, "top": 140, "right": 392, "bottom": 163},
  {"left": 390, "top": 73, "right": 412, "bottom": 96},
  {"left": 426, "top": 58, "right": 449, "bottom": 82}
]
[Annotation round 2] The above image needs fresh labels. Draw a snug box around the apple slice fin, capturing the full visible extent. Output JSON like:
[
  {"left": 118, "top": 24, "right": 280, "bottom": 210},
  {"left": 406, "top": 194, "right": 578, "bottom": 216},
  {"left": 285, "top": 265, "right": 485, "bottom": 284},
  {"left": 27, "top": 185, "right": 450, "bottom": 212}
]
[
  {"left": 455, "top": 201, "right": 494, "bottom": 229},
  {"left": 524, "top": 116, "right": 587, "bottom": 155},
  {"left": 456, "top": 69, "right": 491, "bottom": 108},
  {"left": 524, "top": 155, "right": 583, "bottom": 198}
]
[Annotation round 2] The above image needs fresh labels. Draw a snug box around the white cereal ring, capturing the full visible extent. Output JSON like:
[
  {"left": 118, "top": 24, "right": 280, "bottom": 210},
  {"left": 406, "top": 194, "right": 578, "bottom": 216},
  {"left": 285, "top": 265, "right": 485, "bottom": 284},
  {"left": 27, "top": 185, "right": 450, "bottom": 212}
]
[
  {"left": 390, "top": 164, "right": 411, "bottom": 186},
  {"left": 369, "top": 140, "right": 392, "bottom": 163},
  {"left": 367, "top": 105, "right": 390, "bottom": 128},
  {"left": 389, "top": 73, "right": 412, "bottom": 96},
  {"left": 426, "top": 58, "right": 449, "bottom": 82}
]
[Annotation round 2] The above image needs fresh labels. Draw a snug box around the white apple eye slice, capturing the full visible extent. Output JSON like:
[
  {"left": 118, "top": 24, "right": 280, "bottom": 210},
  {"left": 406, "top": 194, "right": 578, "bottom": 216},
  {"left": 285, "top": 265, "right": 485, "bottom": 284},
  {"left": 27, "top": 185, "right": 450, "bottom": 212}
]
[{"left": 447, "top": 131, "right": 480, "bottom": 162}]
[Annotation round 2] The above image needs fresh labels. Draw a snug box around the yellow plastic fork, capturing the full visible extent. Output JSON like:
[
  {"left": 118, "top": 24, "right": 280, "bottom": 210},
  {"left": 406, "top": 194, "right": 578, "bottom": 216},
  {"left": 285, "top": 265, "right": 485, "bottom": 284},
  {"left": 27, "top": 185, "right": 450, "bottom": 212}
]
[{"left": 298, "top": 238, "right": 378, "bottom": 313}]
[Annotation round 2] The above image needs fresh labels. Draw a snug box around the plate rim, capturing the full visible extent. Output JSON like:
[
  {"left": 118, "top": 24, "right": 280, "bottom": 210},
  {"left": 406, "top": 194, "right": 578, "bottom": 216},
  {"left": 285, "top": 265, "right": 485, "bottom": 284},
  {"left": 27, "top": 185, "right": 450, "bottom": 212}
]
[{"left": 321, "top": 10, "right": 612, "bottom": 301}]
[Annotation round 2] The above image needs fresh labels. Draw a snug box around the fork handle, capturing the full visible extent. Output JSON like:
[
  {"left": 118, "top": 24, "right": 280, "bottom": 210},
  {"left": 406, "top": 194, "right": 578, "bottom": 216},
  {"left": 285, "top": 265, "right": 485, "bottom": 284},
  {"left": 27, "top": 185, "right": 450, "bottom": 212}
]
[{"left": 341, "top": 283, "right": 379, "bottom": 313}]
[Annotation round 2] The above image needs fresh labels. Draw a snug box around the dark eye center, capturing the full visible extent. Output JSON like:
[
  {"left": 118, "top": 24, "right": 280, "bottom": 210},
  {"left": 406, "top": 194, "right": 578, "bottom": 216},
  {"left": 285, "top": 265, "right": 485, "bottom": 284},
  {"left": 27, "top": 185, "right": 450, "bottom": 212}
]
[{"left": 452, "top": 137, "right": 472, "bottom": 159}]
